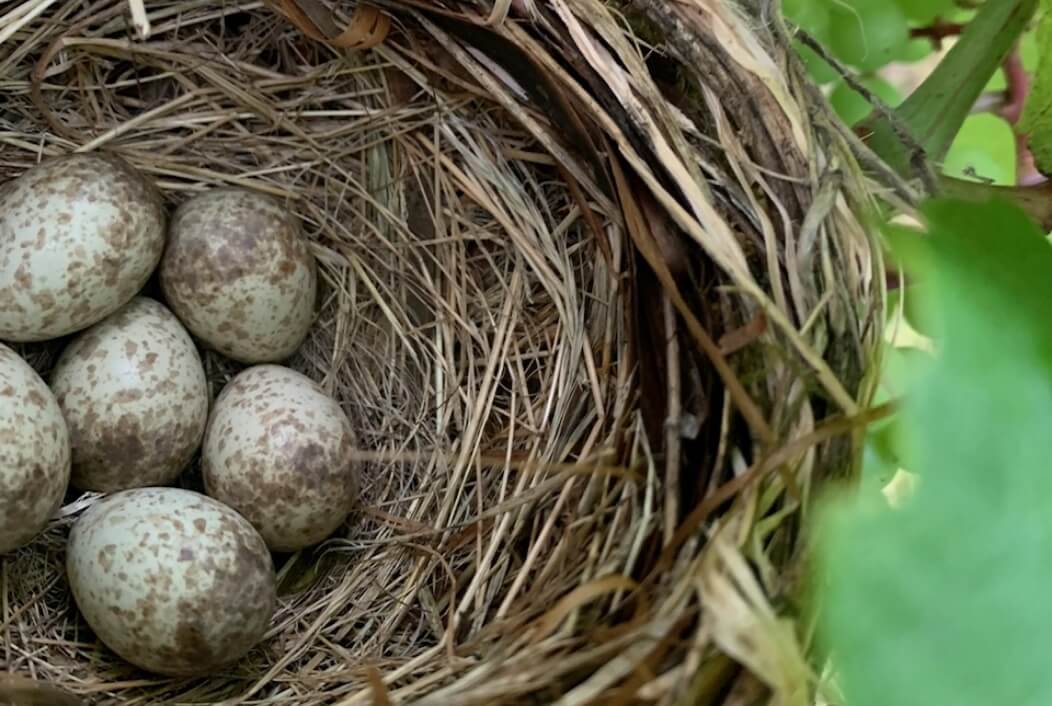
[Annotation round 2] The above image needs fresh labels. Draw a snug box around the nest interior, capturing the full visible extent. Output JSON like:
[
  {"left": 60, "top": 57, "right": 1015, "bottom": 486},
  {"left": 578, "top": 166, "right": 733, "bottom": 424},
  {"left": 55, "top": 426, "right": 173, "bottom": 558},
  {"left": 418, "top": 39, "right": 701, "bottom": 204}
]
[{"left": 0, "top": 0, "right": 885, "bottom": 704}]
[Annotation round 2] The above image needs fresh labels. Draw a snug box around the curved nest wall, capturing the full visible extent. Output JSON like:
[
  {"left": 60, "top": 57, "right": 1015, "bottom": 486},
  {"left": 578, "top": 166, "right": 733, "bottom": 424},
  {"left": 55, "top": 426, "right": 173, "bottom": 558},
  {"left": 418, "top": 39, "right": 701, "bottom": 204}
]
[{"left": 0, "top": 0, "right": 884, "bottom": 703}]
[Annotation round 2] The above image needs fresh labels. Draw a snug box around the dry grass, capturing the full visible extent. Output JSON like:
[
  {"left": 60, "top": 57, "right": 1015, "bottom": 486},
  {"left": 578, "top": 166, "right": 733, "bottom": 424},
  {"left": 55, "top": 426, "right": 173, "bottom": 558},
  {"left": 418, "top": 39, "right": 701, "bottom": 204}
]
[{"left": 0, "top": 0, "right": 888, "bottom": 704}]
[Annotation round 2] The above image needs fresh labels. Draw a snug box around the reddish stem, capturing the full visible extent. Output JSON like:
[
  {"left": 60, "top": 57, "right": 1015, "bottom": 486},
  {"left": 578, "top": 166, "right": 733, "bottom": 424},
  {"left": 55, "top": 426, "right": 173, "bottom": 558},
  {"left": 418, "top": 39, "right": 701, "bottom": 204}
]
[
  {"left": 998, "top": 45, "right": 1045, "bottom": 185},
  {"left": 1000, "top": 48, "right": 1029, "bottom": 124}
]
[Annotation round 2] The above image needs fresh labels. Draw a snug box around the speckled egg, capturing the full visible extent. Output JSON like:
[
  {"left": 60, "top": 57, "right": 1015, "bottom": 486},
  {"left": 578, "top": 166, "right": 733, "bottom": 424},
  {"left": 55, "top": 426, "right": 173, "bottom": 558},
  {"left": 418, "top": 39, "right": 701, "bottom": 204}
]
[
  {"left": 159, "top": 188, "right": 317, "bottom": 364},
  {"left": 66, "top": 487, "right": 276, "bottom": 676},
  {"left": 0, "top": 153, "right": 166, "bottom": 342},
  {"left": 203, "top": 365, "right": 356, "bottom": 552},
  {"left": 50, "top": 297, "right": 209, "bottom": 492},
  {"left": 0, "top": 344, "right": 71, "bottom": 554}
]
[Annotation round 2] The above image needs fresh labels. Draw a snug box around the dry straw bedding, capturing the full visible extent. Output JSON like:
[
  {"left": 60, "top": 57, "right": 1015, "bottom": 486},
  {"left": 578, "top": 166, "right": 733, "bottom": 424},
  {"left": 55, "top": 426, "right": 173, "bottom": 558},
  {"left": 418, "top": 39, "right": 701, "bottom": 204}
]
[{"left": 0, "top": 0, "right": 889, "bottom": 703}]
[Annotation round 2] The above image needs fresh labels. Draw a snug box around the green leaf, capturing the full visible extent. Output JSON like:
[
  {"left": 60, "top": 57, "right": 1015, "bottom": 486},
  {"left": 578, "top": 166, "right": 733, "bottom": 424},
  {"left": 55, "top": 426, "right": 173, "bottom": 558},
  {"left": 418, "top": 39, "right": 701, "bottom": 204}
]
[
  {"left": 827, "top": 1, "right": 910, "bottom": 72},
  {"left": 782, "top": 0, "right": 831, "bottom": 35},
  {"left": 943, "top": 114, "right": 1018, "bottom": 185},
  {"left": 1020, "top": 2, "right": 1052, "bottom": 173},
  {"left": 830, "top": 77, "right": 903, "bottom": 126},
  {"left": 893, "top": 0, "right": 954, "bottom": 24},
  {"left": 817, "top": 198, "right": 1052, "bottom": 706},
  {"left": 796, "top": 40, "right": 840, "bottom": 85}
]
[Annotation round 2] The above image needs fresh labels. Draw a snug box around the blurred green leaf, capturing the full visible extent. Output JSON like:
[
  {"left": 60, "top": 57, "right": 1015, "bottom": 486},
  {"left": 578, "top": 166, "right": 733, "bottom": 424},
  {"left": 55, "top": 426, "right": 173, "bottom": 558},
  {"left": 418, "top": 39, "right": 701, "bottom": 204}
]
[
  {"left": 875, "top": 344, "right": 929, "bottom": 405},
  {"left": 818, "top": 198, "right": 1052, "bottom": 706},
  {"left": 864, "top": 341, "right": 929, "bottom": 482},
  {"left": 897, "top": 37, "right": 937, "bottom": 64},
  {"left": 859, "top": 439, "right": 897, "bottom": 500},
  {"left": 900, "top": 283, "right": 935, "bottom": 336}
]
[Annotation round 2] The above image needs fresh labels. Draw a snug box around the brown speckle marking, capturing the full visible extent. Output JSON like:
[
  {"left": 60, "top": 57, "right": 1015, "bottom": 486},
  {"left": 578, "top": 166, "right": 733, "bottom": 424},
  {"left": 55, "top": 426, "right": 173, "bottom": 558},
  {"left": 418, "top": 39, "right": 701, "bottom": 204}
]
[
  {"left": 138, "top": 352, "right": 159, "bottom": 373},
  {"left": 202, "top": 365, "right": 358, "bottom": 552},
  {"left": 158, "top": 188, "right": 317, "bottom": 363},
  {"left": 97, "top": 548, "right": 113, "bottom": 572},
  {"left": 50, "top": 297, "right": 208, "bottom": 492},
  {"left": 0, "top": 344, "right": 71, "bottom": 554},
  {"left": 0, "top": 153, "right": 166, "bottom": 342},
  {"left": 24, "top": 389, "right": 45, "bottom": 407},
  {"left": 114, "top": 389, "right": 143, "bottom": 403},
  {"left": 65, "top": 488, "right": 276, "bottom": 676}
]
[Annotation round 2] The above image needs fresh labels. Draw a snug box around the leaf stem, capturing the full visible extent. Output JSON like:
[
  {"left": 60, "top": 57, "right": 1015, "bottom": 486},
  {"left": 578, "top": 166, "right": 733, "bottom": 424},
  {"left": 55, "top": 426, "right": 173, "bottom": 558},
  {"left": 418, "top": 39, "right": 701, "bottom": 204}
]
[{"left": 864, "top": 0, "right": 1038, "bottom": 175}]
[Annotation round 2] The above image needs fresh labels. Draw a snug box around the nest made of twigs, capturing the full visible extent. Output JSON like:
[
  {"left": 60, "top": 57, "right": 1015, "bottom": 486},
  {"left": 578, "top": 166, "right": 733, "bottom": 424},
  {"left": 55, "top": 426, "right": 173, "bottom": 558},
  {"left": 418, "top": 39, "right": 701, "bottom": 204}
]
[{"left": 0, "top": 0, "right": 886, "bottom": 704}]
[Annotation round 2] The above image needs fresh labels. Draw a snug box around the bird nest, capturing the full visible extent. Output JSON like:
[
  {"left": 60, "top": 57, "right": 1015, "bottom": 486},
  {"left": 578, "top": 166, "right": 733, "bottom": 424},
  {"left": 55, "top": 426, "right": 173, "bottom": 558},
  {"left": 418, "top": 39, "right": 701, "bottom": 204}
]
[{"left": 0, "top": 0, "right": 886, "bottom": 703}]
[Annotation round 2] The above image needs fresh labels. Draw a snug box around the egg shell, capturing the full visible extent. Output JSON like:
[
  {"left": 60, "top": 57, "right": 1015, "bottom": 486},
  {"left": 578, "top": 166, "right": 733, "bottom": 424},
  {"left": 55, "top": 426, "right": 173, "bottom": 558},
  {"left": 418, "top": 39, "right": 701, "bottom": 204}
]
[
  {"left": 66, "top": 487, "right": 276, "bottom": 676},
  {"left": 0, "top": 153, "right": 166, "bottom": 342},
  {"left": 159, "top": 188, "right": 317, "bottom": 363},
  {"left": 50, "top": 297, "right": 209, "bottom": 492},
  {"left": 0, "top": 344, "right": 71, "bottom": 553},
  {"left": 203, "top": 365, "right": 356, "bottom": 552}
]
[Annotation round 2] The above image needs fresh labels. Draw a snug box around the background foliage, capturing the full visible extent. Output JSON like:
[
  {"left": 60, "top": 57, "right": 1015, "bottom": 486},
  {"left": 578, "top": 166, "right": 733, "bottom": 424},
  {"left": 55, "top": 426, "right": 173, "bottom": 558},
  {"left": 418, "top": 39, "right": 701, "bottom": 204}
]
[
  {"left": 794, "top": 1, "right": 1052, "bottom": 704},
  {"left": 786, "top": 0, "right": 1034, "bottom": 185}
]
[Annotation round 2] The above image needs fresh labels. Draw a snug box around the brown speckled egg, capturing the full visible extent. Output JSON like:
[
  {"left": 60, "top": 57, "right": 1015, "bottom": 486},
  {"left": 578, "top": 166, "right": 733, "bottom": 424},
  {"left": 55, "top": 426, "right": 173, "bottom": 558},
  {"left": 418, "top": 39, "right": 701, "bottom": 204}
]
[
  {"left": 203, "top": 365, "right": 356, "bottom": 552},
  {"left": 66, "top": 487, "right": 276, "bottom": 676},
  {"left": 159, "top": 188, "right": 317, "bottom": 363},
  {"left": 0, "top": 344, "right": 71, "bottom": 554},
  {"left": 50, "top": 297, "right": 209, "bottom": 492},
  {"left": 0, "top": 153, "right": 166, "bottom": 342}
]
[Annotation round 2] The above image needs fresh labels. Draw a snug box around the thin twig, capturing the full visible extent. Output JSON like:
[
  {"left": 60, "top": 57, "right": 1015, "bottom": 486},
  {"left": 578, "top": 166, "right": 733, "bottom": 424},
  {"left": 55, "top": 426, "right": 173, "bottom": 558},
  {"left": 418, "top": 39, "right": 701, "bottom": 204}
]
[{"left": 793, "top": 28, "right": 939, "bottom": 194}]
